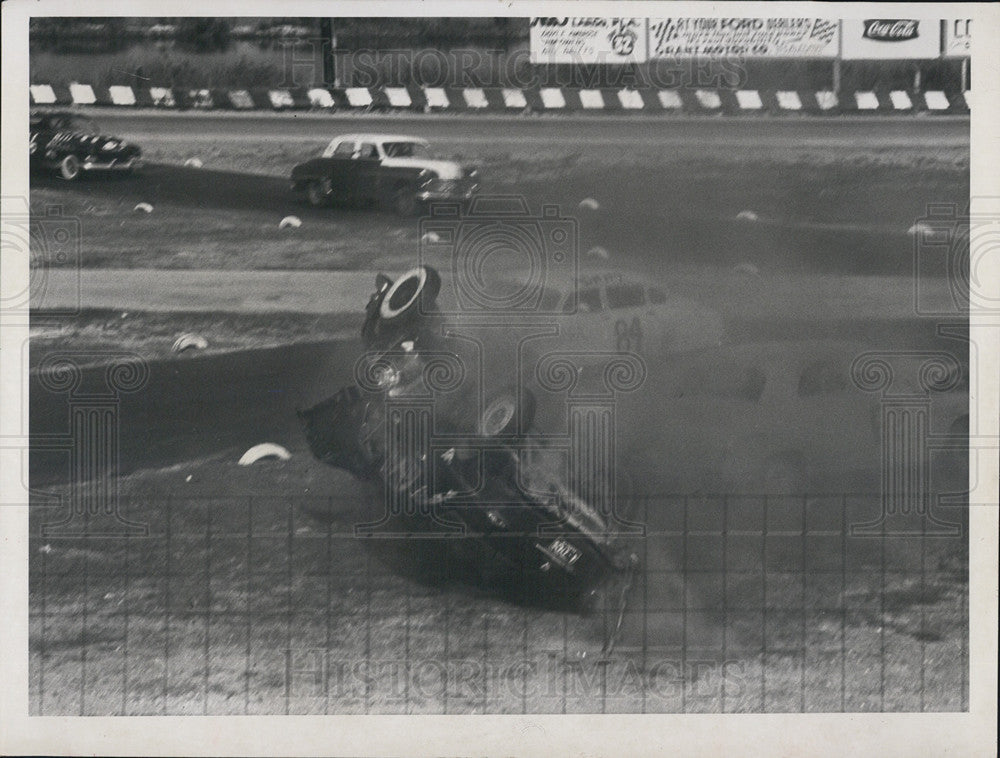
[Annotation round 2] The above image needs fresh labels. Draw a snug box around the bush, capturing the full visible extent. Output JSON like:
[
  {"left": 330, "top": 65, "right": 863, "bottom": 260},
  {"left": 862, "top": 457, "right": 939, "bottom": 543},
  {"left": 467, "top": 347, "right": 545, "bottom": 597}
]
[
  {"left": 175, "top": 19, "right": 232, "bottom": 52},
  {"left": 30, "top": 17, "right": 131, "bottom": 53}
]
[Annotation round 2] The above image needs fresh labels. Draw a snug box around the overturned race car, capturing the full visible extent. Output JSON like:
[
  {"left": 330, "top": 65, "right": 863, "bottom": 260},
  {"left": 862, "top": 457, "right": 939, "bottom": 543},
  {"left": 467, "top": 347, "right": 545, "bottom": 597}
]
[{"left": 299, "top": 265, "right": 638, "bottom": 615}]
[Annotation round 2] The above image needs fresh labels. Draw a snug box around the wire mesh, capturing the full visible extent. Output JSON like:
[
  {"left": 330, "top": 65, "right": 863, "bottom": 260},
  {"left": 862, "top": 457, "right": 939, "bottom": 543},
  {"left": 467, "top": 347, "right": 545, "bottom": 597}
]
[{"left": 28, "top": 491, "right": 968, "bottom": 715}]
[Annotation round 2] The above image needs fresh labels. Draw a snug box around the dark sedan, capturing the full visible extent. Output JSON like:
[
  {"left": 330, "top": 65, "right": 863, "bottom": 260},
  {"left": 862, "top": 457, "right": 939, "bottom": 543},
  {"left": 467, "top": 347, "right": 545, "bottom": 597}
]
[
  {"left": 30, "top": 111, "right": 142, "bottom": 180},
  {"left": 291, "top": 133, "right": 479, "bottom": 215}
]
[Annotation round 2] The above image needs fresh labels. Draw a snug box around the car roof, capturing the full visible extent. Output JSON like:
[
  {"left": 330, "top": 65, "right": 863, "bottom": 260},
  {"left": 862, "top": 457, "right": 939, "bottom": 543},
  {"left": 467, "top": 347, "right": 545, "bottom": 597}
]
[
  {"left": 331, "top": 134, "right": 429, "bottom": 144},
  {"left": 31, "top": 110, "right": 73, "bottom": 121}
]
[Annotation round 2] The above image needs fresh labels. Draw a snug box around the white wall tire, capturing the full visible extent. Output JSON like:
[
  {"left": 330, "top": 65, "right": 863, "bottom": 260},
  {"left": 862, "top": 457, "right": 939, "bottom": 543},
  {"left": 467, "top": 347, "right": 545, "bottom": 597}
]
[
  {"left": 479, "top": 386, "right": 536, "bottom": 437},
  {"left": 59, "top": 154, "right": 80, "bottom": 181},
  {"left": 379, "top": 266, "right": 441, "bottom": 322}
]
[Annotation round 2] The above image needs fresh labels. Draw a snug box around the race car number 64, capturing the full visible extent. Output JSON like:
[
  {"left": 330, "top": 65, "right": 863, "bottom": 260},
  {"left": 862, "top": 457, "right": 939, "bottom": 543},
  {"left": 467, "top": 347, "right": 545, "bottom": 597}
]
[{"left": 615, "top": 317, "right": 643, "bottom": 353}]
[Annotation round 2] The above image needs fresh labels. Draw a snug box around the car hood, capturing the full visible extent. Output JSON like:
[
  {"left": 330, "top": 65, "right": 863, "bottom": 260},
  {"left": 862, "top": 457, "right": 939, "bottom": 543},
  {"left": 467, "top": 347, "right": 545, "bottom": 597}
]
[{"left": 380, "top": 157, "right": 466, "bottom": 180}]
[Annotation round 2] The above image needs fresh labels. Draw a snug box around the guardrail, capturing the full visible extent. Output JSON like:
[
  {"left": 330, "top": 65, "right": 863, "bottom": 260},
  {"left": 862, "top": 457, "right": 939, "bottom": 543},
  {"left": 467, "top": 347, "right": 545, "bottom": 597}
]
[{"left": 29, "top": 83, "right": 971, "bottom": 115}]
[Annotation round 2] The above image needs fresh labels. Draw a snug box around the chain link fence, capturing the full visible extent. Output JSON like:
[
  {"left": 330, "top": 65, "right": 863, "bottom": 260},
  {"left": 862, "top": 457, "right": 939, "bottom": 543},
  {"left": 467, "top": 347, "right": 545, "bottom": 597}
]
[{"left": 29, "top": 490, "right": 968, "bottom": 715}]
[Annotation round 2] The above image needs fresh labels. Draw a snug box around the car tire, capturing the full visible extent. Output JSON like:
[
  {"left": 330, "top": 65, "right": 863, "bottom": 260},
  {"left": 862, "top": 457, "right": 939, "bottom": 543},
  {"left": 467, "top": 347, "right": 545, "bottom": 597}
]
[
  {"left": 378, "top": 265, "right": 441, "bottom": 323},
  {"left": 392, "top": 185, "right": 419, "bottom": 216},
  {"left": 480, "top": 386, "right": 536, "bottom": 437},
  {"left": 306, "top": 181, "right": 327, "bottom": 207},
  {"left": 59, "top": 155, "right": 80, "bottom": 181}
]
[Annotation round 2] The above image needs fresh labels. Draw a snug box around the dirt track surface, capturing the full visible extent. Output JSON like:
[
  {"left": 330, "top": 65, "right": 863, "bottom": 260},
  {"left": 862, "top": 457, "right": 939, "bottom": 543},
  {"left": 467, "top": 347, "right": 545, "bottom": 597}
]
[
  {"left": 27, "top": 112, "right": 971, "bottom": 714},
  {"left": 27, "top": 112, "right": 968, "bottom": 278},
  {"left": 63, "top": 108, "right": 971, "bottom": 149},
  {"left": 31, "top": 267, "right": 962, "bottom": 318}
]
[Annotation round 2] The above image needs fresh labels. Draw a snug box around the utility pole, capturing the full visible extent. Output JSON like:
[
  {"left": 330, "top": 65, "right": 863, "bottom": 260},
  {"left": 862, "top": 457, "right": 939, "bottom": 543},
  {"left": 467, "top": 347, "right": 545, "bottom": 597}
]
[
  {"left": 318, "top": 18, "right": 338, "bottom": 87},
  {"left": 832, "top": 20, "right": 842, "bottom": 95}
]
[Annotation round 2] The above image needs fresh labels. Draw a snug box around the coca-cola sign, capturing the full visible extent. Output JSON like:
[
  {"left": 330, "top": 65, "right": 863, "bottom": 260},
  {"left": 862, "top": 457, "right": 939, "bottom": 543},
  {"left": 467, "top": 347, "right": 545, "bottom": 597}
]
[
  {"left": 863, "top": 19, "right": 919, "bottom": 42},
  {"left": 843, "top": 18, "right": 939, "bottom": 59}
]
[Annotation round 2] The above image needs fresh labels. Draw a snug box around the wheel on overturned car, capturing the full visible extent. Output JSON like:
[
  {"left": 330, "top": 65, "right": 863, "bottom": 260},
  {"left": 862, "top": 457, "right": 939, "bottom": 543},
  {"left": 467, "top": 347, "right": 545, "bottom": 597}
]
[
  {"left": 59, "top": 154, "right": 80, "bottom": 181},
  {"left": 477, "top": 385, "right": 537, "bottom": 476},
  {"left": 479, "top": 385, "right": 536, "bottom": 438},
  {"left": 378, "top": 265, "right": 441, "bottom": 323}
]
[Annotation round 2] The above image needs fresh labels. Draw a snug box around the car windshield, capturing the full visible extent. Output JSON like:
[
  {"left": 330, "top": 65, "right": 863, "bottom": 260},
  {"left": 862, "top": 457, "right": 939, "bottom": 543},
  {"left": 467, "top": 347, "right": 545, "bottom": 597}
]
[
  {"left": 331, "top": 141, "right": 355, "bottom": 156},
  {"left": 382, "top": 141, "right": 430, "bottom": 158}
]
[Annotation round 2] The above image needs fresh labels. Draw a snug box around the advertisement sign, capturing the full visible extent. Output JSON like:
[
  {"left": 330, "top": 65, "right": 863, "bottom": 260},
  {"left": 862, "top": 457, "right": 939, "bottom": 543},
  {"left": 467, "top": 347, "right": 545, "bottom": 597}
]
[
  {"left": 648, "top": 17, "right": 840, "bottom": 58},
  {"left": 841, "top": 18, "right": 941, "bottom": 59},
  {"left": 942, "top": 19, "right": 971, "bottom": 57},
  {"left": 529, "top": 17, "right": 648, "bottom": 64}
]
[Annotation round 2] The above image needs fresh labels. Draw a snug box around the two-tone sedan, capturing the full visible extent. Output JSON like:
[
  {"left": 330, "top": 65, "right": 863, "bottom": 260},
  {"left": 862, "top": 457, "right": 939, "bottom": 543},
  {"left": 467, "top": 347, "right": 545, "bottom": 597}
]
[
  {"left": 291, "top": 133, "right": 479, "bottom": 214},
  {"left": 30, "top": 111, "right": 142, "bottom": 180}
]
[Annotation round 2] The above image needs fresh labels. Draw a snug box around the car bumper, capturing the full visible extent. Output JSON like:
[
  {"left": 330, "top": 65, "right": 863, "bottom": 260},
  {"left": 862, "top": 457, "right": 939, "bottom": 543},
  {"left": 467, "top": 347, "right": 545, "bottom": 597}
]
[{"left": 416, "top": 180, "right": 479, "bottom": 202}]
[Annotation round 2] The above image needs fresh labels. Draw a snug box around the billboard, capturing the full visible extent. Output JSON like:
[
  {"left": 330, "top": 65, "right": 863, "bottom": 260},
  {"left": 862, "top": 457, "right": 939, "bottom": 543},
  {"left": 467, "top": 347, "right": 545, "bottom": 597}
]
[
  {"left": 841, "top": 18, "right": 941, "bottom": 59},
  {"left": 648, "top": 17, "right": 840, "bottom": 58},
  {"left": 942, "top": 18, "right": 971, "bottom": 57},
  {"left": 529, "top": 17, "right": 648, "bottom": 64}
]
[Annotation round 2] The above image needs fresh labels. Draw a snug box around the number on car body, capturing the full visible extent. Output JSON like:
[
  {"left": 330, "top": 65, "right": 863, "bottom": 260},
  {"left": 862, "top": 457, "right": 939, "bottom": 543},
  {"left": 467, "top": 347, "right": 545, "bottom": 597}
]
[{"left": 614, "top": 317, "right": 643, "bottom": 353}]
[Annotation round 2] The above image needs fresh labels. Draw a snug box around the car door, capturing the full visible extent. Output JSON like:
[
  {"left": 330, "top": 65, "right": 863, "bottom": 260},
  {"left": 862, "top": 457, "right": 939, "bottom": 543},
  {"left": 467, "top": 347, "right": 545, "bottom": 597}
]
[
  {"left": 350, "top": 141, "right": 382, "bottom": 203},
  {"left": 325, "top": 139, "right": 357, "bottom": 202}
]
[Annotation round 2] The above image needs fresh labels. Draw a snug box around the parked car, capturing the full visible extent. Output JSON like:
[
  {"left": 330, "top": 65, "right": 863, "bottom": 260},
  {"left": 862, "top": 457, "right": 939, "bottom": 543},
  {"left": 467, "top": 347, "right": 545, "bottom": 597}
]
[
  {"left": 290, "top": 133, "right": 479, "bottom": 214},
  {"left": 30, "top": 111, "right": 142, "bottom": 180}
]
